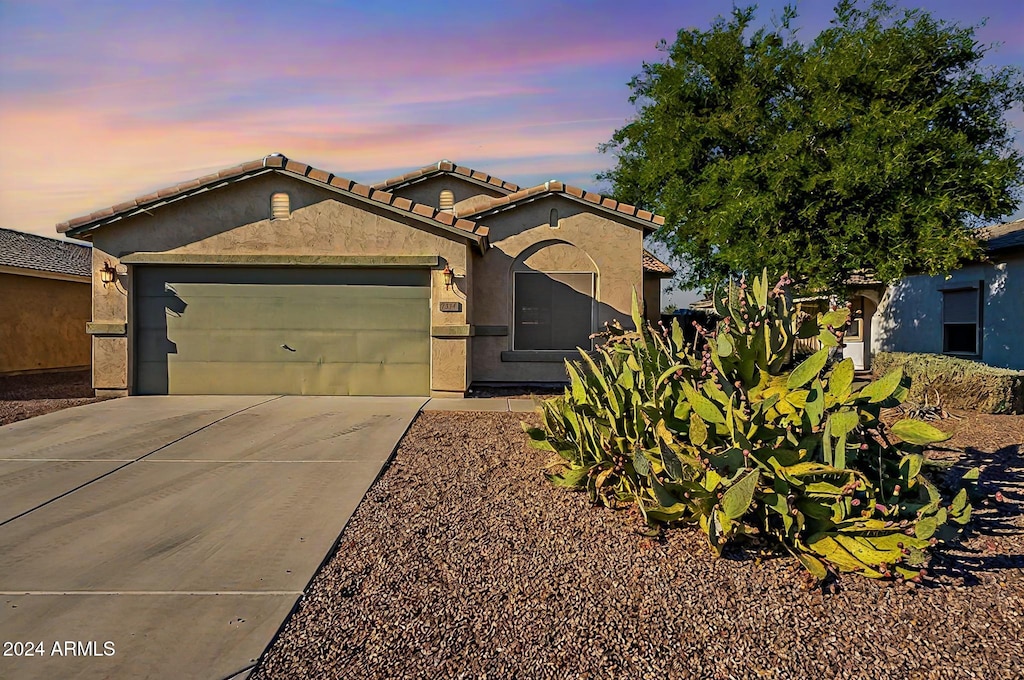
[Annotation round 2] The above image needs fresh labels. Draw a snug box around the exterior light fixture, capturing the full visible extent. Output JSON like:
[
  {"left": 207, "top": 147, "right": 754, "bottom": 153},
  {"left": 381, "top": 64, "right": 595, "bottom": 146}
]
[
  {"left": 442, "top": 264, "right": 455, "bottom": 290},
  {"left": 100, "top": 261, "right": 117, "bottom": 286}
]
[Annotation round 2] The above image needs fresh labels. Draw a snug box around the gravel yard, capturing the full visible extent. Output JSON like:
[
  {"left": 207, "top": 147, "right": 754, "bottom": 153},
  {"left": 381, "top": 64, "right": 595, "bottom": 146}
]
[
  {"left": 254, "top": 409, "right": 1024, "bottom": 680},
  {"left": 0, "top": 369, "right": 107, "bottom": 426}
]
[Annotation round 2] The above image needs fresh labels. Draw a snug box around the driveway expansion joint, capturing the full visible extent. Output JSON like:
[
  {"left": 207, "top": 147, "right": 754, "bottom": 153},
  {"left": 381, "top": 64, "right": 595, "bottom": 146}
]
[{"left": 0, "top": 395, "right": 284, "bottom": 528}]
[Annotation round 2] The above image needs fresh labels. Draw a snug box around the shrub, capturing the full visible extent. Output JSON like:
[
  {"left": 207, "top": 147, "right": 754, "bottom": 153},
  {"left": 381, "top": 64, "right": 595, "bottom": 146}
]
[
  {"left": 525, "top": 271, "right": 976, "bottom": 582},
  {"left": 872, "top": 352, "right": 1024, "bottom": 414}
]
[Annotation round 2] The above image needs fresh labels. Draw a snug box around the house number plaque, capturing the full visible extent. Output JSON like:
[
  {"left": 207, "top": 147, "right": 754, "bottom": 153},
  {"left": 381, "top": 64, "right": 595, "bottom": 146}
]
[{"left": 439, "top": 301, "right": 462, "bottom": 312}]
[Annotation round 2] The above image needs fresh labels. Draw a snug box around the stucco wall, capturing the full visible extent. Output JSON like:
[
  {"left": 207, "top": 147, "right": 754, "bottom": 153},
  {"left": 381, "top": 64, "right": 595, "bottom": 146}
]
[
  {"left": 87, "top": 172, "right": 472, "bottom": 395},
  {"left": 386, "top": 174, "right": 507, "bottom": 212},
  {"left": 874, "top": 252, "right": 1024, "bottom": 370},
  {"left": 471, "top": 195, "right": 645, "bottom": 383},
  {"left": 0, "top": 272, "right": 90, "bottom": 374}
]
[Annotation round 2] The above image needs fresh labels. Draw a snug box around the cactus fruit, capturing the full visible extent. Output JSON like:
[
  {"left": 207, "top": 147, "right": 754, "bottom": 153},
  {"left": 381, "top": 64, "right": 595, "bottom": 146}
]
[{"left": 524, "top": 270, "right": 976, "bottom": 582}]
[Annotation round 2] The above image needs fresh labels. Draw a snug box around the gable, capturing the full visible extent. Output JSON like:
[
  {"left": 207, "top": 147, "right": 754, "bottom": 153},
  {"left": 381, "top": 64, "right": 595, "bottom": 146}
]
[
  {"left": 87, "top": 173, "right": 475, "bottom": 260},
  {"left": 478, "top": 194, "right": 649, "bottom": 245},
  {"left": 56, "top": 155, "right": 488, "bottom": 252},
  {"left": 383, "top": 173, "right": 508, "bottom": 213}
]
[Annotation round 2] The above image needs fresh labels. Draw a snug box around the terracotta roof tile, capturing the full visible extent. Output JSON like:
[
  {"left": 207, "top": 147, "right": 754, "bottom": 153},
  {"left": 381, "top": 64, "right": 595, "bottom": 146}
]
[
  {"left": 642, "top": 249, "right": 674, "bottom": 276},
  {"left": 55, "top": 154, "right": 491, "bottom": 245},
  {"left": 307, "top": 168, "right": 330, "bottom": 183},
  {"left": 411, "top": 203, "right": 435, "bottom": 218},
  {"left": 329, "top": 176, "right": 353, "bottom": 191},
  {"left": 0, "top": 227, "right": 91, "bottom": 277},
  {"left": 111, "top": 200, "right": 138, "bottom": 213},
  {"left": 460, "top": 182, "right": 665, "bottom": 231},
  {"left": 372, "top": 160, "right": 520, "bottom": 193}
]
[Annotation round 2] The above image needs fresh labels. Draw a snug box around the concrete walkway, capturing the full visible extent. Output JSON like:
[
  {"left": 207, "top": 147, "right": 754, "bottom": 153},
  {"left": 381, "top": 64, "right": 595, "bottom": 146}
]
[
  {"left": 422, "top": 397, "right": 541, "bottom": 413},
  {"left": 0, "top": 395, "right": 424, "bottom": 680}
]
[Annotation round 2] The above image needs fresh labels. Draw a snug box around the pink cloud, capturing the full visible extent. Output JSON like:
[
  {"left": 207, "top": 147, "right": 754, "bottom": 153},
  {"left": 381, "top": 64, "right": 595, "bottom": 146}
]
[{"left": 0, "top": 98, "right": 626, "bottom": 236}]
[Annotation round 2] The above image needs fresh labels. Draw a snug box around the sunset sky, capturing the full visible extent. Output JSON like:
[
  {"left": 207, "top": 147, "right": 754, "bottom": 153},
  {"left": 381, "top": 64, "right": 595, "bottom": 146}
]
[{"left": 1, "top": 0, "right": 1022, "bottom": 258}]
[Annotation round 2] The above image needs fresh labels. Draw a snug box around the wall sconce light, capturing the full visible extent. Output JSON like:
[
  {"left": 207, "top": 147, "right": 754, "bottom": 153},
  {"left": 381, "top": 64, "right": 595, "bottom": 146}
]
[
  {"left": 442, "top": 264, "right": 455, "bottom": 290},
  {"left": 99, "top": 261, "right": 117, "bottom": 287}
]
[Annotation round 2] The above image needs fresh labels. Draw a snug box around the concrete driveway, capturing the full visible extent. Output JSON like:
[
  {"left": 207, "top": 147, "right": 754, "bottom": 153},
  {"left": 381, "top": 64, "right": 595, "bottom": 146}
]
[{"left": 0, "top": 395, "right": 425, "bottom": 680}]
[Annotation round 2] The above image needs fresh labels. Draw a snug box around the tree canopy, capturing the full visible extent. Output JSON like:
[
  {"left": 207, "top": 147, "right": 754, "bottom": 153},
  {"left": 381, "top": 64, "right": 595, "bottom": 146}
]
[{"left": 601, "top": 0, "right": 1024, "bottom": 292}]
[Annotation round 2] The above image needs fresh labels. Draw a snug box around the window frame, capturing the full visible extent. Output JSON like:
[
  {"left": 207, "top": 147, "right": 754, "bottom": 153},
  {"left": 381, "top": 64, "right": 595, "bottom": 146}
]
[
  {"left": 941, "top": 283, "right": 983, "bottom": 357},
  {"left": 845, "top": 297, "right": 865, "bottom": 342},
  {"left": 511, "top": 270, "right": 596, "bottom": 352}
]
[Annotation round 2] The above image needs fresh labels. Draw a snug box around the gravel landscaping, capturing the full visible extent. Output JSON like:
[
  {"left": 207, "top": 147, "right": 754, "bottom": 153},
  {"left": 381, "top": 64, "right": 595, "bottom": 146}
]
[
  {"left": 254, "top": 409, "right": 1024, "bottom": 680},
  {"left": 0, "top": 370, "right": 107, "bottom": 426}
]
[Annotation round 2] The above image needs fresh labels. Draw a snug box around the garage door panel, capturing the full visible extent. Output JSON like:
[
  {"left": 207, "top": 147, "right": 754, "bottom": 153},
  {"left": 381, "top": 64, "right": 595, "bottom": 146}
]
[
  {"left": 137, "top": 292, "right": 429, "bottom": 333},
  {"left": 142, "top": 361, "right": 430, "bottom": 396},
  {"left": 135, "top": 267, "right": 431, "bottom": 396},
  {"left": 135, "top": 267, "right": 429, "bottom": 291},
  {"left": 141, "top": 282, "right": 430, "bottom": 301},
  {"left": 139, "top": 329, "right": 430, "bottom": 364}
]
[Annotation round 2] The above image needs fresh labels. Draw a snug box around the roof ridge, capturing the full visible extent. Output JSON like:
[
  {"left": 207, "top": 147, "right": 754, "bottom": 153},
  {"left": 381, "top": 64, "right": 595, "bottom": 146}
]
[
  {"left": 55, "top": 155, "right": 490, "bottom": 246},
  {"left": 458, "top": 180, "right": 665, "bottom": 230},
  {"left": 372, "top": 160, "right": 520, "bottom": 193}
]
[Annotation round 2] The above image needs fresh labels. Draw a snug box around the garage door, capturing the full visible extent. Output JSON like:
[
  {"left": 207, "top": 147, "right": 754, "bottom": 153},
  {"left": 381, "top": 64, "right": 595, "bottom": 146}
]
[{"left": 135, "top": 266, "right": 430, "bottom": 395}]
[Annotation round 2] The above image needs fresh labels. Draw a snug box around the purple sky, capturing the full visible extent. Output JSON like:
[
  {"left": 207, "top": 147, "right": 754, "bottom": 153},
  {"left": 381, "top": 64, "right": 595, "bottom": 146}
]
[{"left": 1, "top": 0, "right": 1022, "bottom": 248}]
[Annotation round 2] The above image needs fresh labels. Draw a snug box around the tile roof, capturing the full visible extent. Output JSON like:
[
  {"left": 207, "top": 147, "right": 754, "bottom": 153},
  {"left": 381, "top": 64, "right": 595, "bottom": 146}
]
[
  {"left": 56, "top": 155, "right": 490, "bottom": 247},
  {"left": 373, "top": 160, "right": 520, "bottom": 193},
  {"left": 0, "top": 227, "right": 91, "bottom": 277},
  {"left": 977, "top": 218, "right": 1024, "bottom": 253},
  {"left": 642, "top": 249, "right": 674, "bottom": 276},
  {"left": 460, "top": 181, "right": 666, "bottom": 231}
]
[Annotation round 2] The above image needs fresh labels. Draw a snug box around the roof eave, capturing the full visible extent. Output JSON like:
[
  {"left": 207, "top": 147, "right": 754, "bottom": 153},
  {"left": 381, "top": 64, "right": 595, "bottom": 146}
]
[
  {"left": 59, "top": 164, "right": 489, "bottom": 251},
  {"left": 375, "top": 170, "right": 518, "bottom": 196},
  {"left": 468, "top": 191, "right": 662, "bottom": 233}
]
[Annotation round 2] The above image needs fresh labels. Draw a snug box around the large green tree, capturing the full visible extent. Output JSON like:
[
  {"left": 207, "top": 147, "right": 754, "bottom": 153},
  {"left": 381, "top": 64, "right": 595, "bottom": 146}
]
[{"left": 602, "top": 1, "right": 1024, "bottom": 291}]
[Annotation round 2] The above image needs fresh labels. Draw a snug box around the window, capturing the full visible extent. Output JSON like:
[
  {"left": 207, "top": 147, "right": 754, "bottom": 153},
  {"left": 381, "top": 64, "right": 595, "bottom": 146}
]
[
  {"left": 549, "top": 208, "right": 559, "bottom": 228},
  {"left": 846, "top": 297, "right": 865, "bottom": 341},
  {"left": 513, "top": 272, "right": 594, "bottom": 350},
  {"left": 439, "top": 189, "right": 455, "bottom": 212},
  {"left": 942, "top": 287, "right": 981, "bottom": 355},
  {"left": 271, "top": 192, "right": 290, "bottom": 219}
]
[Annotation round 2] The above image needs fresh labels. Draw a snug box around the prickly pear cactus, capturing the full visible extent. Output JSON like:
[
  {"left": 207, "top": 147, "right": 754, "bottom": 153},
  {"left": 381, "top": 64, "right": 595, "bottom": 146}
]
[{"left": 524, "top": 270, "right": 976, "bottom": 582}]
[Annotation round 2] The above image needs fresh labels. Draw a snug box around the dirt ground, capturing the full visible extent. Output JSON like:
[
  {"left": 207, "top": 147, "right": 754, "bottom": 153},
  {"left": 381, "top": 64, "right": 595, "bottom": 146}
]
[
  {"left": 0, "top": 370, "right": 107, "bottom": 426},
  {"left": 253, "top": 408, "right": 1024, "bottom": 680}
]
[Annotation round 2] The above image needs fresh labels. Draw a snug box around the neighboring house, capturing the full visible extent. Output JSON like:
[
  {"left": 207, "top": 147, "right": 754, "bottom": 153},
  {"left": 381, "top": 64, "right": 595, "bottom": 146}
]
[
  {"left": 872, "top": 218, "right": 1024, "bottom": 371},
  {"left": 56, "top": 156, "right": 672, "bottom": 397},
  {"left": 0, "top": 227, "right": 92, "bottom": 374},
  {"left": 689, "top": 219, "right": 1024, "bottom": 373}
]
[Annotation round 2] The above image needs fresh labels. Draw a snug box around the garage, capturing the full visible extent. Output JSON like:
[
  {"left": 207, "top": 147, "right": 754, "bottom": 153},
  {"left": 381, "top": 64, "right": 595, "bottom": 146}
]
[{"left": 135, "top": 266, "right": 430, "bottom": 396}]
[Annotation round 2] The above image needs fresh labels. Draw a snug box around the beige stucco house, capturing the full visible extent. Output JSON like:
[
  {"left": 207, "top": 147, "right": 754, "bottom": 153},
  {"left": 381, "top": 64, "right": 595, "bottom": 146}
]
[
  {"left": 0, "top": 228, "right": 91, "bottom": 374},
  {"left": 56, "top": 155, "right": 672, "bottom": 397}
]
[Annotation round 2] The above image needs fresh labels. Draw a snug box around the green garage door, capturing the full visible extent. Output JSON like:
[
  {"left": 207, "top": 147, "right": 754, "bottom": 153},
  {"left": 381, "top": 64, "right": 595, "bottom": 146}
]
[{"left": 135, "top": 266, "right": 430, "bottom": 395}]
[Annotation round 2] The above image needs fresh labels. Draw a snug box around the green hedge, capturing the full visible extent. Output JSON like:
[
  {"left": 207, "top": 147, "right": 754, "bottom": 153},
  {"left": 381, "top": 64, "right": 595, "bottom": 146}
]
[{"left": 872, "top": 352, "right": 1024, "bottom": 414}]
